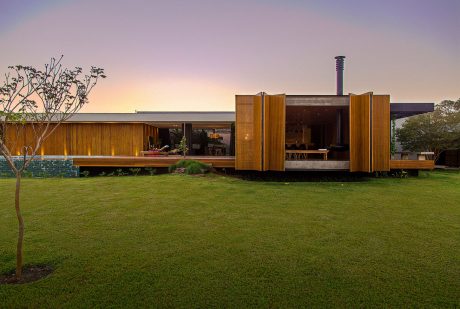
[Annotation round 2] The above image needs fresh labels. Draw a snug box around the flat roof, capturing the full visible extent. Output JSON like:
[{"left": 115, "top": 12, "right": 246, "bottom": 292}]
[
  {"left": 61, "top": 100, "right": 433, "bottom": 123},
  {"left": 390, "top": 103, "right": 434, "bottom": 119},
  {"left": 66, "top": 111, "right": 235, "bottom": 123}
]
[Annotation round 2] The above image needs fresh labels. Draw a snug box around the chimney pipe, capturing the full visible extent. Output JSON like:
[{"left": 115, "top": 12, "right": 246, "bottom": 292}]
[{"left": 335, "top": 56, "right": 345, "bottom": 96}]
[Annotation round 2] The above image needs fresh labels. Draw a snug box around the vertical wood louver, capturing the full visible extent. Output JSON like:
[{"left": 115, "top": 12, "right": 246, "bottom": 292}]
[
  {"left": 235, "top": 95, "right": 263, "bottom": 170},
  {"left": 349, "top": 93, "right": 372, "bottom": 172},
  {"left": 372, "top": 95, "right": 391, "bottom": 171},
  {"left": 263, "top": 94, "right": 286, "bottom": 171}
]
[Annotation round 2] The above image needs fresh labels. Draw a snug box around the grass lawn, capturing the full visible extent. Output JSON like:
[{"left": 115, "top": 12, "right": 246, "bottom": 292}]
[{"left": 0, "top": 171, "right": 459, "bottom": 308}]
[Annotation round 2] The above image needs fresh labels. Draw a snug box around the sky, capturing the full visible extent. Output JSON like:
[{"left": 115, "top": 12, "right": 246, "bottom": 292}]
[{"left": 0, "top": 0, "right": 459, "bottom": 112}]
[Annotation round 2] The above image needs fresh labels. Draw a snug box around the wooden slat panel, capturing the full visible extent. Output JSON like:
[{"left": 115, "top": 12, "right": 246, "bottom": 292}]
[
  {"left": 143, "top": 124, "right": 150, "bottom": 151},
  {"left": 145, "top": 124, "right": 155, "bottom": 150},
  {"left": 372, "top": 95, "right": 390, "bottom": 171},
  {"left": 2, "top": 124, "right": 23, "bottom": 155},
  {"left": 235, "top": 95, "right": 263, "bottom": 170},
  {"left": 133, "top": 124, "right": 144, "bottom": 156},
  {"left": 75, "top": 124, "right": 88, "bottom": 155},
  {"left": 349, "top": 93, "right": 371, "bottom": 172},
  {"left": 263, "top": 94, "right": 286, "bottom": 171},
  {"left": 91, "top": 124, "right": 102, "bottom": 156},
  {"left": 70, "top": 124, "right": 78, "bottom": 155},
  {"left": 101, "top": 124, "right": 112, "bottom": 155},
  {"left": 3, "top": 123, "right": 149, "bottom": 157},
  {"left": 39, "top": 125, "right": 52, "bottom": 155},
  {"left": 113, "top": 124, "right": 130, "bottom": 156},
  {"left": 390, "top": 160, "right": 434, "bottom": 170},
  {"left": 3, "top": 124, "right": 63, "bottom": 155}
]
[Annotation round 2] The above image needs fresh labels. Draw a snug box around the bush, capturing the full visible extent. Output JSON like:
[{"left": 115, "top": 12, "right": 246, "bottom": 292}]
[
  {"left": 144, "top": 167, "right": 157, "bottom": 176},
  {"left": 116, "top": 168, "right": 128, "bottom": 176},
  {"left": 169, "top": 160, "right": 211, "bottom": 175},
  {"left": 129, "top": 168, "right": 141, "bottom": 176}
]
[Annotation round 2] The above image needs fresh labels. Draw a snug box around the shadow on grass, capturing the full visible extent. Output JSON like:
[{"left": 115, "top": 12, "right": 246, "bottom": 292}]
[
  {"left": 215, "top": 170, "right": 375, "bottom": 182},
  {"left": 0, "top": 264, "right": 54, "bottom": 285}
]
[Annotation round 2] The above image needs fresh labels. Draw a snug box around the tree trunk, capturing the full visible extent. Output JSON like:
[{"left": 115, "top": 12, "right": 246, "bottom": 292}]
[
  {"left": 434, "top": 149, "right": 441, "bottom": 163},
  {"left": 15, "top": 173, "right": 24, "bottom": 280}
]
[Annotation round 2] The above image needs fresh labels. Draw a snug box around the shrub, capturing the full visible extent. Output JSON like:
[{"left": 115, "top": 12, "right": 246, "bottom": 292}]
[
  {"left": 187, "top": 161, "right": 211, "bottom": 175},
  {"left": 169, "top": 160, "right": 211, "bottom": 175},
  {"left": 390, "top": 170, "right": 408, "bottom": 178},
  {"left": 116, "top": 169, "right": 127, "bottom": 176},
  {"left": 144, "top": 167, "right": 157, "bottom": 176},
  {"left": 129, "top": 168, "right": 141, "bottom": 176}
]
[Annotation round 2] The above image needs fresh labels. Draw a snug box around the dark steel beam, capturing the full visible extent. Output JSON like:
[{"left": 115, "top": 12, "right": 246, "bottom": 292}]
[{"left": 390, "top": 103, "right": 434, "bottom": 119}]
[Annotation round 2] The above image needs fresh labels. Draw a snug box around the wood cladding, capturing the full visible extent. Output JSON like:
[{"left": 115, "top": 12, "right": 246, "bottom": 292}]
[
  {"left": 235, "top": 95, "right": 263, "bottom": 170},
  {"left": 263, "top": 94, "right": 286, "bottom": 171},
  {"left": 74, "top": 156, "right": 235, "bottom": 168},
  {"left": 4, "top": 123, "right": 157, "bottom": 157},
  {"left": 349, "top": 93, "right": 371, "bottom": 172},
  {"left": 372, "top": 95, "right": 390, "bottom": 171},
  {"left": 235, "top": 94, "right": 286, "bottom": 171},
  {"left": 143, "top": 125, "right": 159, "bottom": 150},
  {"left": 390, "top": 160, "right": 434, "bottom": 170}
]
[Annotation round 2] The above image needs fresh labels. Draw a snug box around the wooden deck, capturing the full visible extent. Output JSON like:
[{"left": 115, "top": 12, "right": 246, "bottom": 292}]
[
  {"left": 390, "top": 160, "right": 435, "bottom": 170},
  {"left": 72, "top": 157, "right": 434, "bottom": 171},
  {"left": 72, "top": 156, "right": 236, "bottom": 168}
]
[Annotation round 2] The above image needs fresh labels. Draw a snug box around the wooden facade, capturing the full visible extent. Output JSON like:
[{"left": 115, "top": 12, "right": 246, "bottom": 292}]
[
  {"left": 234, "top": 92, "right": 430, "bottom": 172},
  {"left": 372, "top": 95, "right": 391, "bottom": 171},
  {"left": 349, "top": 93, "right": 371, "bottom": 172},
  {"left": 348, "top": 93, "right": 391, "bottom": 172},
  {"left": 1, "top": 91, "right": 432, "bottom": 173},
  {"left": 389, "top": 160, "right": 434, "bottom": 170},
  {"left": 73, "top": 156, "right": 235, "bottom": 168},
  {"left": 235, "top": 95, "right": 263, "bottom": 170},
  {"left": 263, "top": 94, "right": 286, "bottom": 171},
  {"left": 235, "top": 93, "right": 286, "bottom": 171},
  {"left": 4, "top": 123, "right": 158, "bottom": 157}
]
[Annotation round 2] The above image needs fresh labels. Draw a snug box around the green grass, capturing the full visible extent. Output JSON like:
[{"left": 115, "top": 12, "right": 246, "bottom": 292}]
[{"left": 0, "top": 171, "right": 459, "bottom": 308}]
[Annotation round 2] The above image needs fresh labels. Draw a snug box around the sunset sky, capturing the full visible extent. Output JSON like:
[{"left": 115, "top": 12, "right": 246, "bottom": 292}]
[{"left": 1, "top": 0, "right": 459, "bottom": 112}]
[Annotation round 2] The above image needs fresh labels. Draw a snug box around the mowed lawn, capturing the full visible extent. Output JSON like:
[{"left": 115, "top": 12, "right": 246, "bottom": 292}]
[{"left": 0, "top": 171, "right": 459, "bottom": 308}]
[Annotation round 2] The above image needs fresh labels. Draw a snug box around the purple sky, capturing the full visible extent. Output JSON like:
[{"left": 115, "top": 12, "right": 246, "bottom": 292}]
[{"left": 1, "top": 0, "right": 459, "bottom": 112}]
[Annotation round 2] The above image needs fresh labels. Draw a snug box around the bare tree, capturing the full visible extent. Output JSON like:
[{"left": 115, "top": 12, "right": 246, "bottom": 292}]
[{"left": 0, "top": 56, "right": 105, "bottom": 280}]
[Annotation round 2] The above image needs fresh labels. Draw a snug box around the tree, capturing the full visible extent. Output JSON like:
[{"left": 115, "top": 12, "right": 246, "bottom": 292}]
[
  {"left": 390, "top": 116, "right": 397, "bottom": 157},
  {"left": 396, "top": 99, "right": 460, "bottom": 161},
  {"left": 0, "top": 56, "right": 105, "bottom": 280},
  {"left": 178, "top": 135, "right": 189, "bottom": 158}
]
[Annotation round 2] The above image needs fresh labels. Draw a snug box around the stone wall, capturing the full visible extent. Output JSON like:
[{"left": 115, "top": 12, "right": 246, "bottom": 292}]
[{"left": 0, "top": 157, "right": 79, "bottom": 178}]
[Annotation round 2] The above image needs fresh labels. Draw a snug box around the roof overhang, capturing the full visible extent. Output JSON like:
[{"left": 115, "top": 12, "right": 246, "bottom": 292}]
[
  {"left": 15, "top": 101, "right": 433, "bottom": 123},
  {"left": 390, "top": 103, "right": 434, "bottom": 119},
  {"left": 66, "top": 111, "right": 236, "bottom": 123},
  {"left": 286, "top": 95, "right": 349, "bottom": 106}
]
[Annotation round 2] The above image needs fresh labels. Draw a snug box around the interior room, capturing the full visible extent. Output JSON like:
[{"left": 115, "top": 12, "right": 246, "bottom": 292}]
[
  {"left": 146, "top": 122, "right": 234, "bottom": 156},
  {"left": 147, "top": 123, "right": 183, "bottom": 150},
  {"left": 285, "top": 106, "right": 349, "bottom": 161},
  {"left": 190, "top": 123, "right": 233, "bottom": 156}
]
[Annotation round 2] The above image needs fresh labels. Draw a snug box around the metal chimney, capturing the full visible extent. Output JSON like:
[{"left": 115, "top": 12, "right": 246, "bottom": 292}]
[{"left": 335, "top": 56, "right": 345, "bottom": 96}]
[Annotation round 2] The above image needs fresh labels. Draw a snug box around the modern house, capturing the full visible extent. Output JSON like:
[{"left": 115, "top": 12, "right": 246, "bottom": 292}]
[{"left": 3, "top": 57, "right": 435, "bottom": 172}]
